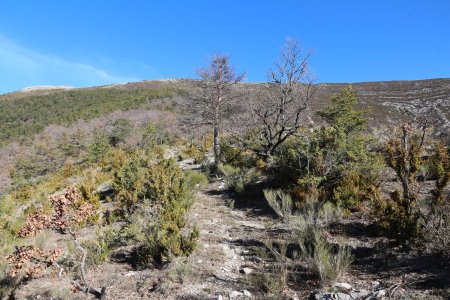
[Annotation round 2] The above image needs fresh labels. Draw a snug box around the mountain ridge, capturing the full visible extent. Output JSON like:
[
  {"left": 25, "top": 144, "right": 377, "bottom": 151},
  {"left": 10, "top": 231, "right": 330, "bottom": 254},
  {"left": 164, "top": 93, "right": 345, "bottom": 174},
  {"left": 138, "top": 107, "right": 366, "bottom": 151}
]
[{"left": 4, "top": 77, "right": 450, "bottom": 96}]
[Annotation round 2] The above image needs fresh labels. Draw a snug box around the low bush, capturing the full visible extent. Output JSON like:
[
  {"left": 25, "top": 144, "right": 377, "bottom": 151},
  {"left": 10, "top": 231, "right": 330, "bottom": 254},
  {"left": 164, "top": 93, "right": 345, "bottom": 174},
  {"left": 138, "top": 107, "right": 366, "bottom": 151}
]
[
  {"left": 169, "top": 261, "right": 194, "bottom": 284},
  {"left": 220, "top": 164, "right": 261, "bottom": 194},
  {"left": 371, "top": 125, "right": 450, "bottom": 243},
  {"left": 182, "top": 144, "right": 206, "bottom": 164},
  {"left": 299, "top": 228, "right": 352, "bottom": 286},
  {"left": 201, "top": 161, "right": 221, "bottom": 181},
  {"left": 82, "top": 228, "right": 115, "bottom": 266},
  {"left": 263, "top": 189, "right": 293, "bottom": 221},
  {"left": 423, "top": 201, "right": 450, "bottom": 257},
  {"left": 250, "top": 272, "right": 286, "bottom": 296},
  {"left": 137, "top": 211, "right": 199, "bottom": 267},
  {"left": 220, "top": 164, "right": 245, "bottom": 193},
  {"left": 112, "top": 151, "right": 150, "bottom": 213},
  {"left": 185, "top": 170, "right": 208, "bottom": 189},
  {"left": 117, "top": 159, "right": 200, "bottom": 267},
  {"left": 221, "top": 141, "right": 256, "bottom": 169},
  {"left": 293, "top": 198, "right": 350, "bottom": 286}
]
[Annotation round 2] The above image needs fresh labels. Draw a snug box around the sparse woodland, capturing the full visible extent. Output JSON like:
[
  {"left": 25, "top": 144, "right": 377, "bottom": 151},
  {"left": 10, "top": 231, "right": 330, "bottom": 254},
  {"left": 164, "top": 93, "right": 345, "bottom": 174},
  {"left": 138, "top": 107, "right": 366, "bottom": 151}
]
[{"left": 0, "top": 39, "right": 449, "bottom": 299}]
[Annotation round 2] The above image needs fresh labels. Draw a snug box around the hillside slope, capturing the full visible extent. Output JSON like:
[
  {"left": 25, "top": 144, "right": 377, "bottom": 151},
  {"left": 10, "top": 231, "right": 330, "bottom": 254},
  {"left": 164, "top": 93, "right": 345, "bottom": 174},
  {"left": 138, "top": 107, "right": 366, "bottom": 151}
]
[
  {"left": 1, "top": 78, "right": 448, "bottom": 146},
  {"left": 313, "top": 78, "right": 450, "bottom": 135}
]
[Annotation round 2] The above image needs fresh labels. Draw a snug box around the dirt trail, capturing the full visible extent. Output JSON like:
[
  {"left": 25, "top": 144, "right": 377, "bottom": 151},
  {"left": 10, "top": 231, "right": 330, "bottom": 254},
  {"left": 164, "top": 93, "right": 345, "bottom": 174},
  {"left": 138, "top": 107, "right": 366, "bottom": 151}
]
[{"left": 174, "top": 182, "right": 270, "bottom": 299}]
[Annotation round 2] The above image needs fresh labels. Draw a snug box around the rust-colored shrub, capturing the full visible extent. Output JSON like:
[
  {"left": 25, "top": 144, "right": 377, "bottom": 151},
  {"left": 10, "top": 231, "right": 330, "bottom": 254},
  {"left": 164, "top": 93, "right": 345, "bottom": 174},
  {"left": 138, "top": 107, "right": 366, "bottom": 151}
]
[
  {"left": 18, "top": 187, "right": 95, "bottom": 237},
  {"left": 7, "top": 246, "right": 62, "bottom": 279}
]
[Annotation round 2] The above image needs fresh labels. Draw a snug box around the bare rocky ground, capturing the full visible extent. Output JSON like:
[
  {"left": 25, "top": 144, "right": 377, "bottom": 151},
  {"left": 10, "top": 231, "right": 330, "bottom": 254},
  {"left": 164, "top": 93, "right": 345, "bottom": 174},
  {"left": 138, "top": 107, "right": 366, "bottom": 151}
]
[{"left": 12, "top": 177, "right": 450, "bottom": 300}]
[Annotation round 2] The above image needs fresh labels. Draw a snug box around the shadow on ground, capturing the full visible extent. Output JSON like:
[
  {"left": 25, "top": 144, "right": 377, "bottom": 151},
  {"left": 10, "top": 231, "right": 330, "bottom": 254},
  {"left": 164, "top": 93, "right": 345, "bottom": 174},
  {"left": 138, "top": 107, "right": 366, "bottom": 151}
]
[{"left": 206, "top": 181, "right": 277, "bottom": 218}]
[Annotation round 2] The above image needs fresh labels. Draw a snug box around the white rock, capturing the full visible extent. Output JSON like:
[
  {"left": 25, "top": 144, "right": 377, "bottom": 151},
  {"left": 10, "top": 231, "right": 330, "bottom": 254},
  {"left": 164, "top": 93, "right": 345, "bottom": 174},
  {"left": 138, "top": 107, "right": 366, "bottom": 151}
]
[
  {"left": 241, "top": 267, "right": 253, "bottom": 275},
  {"left": 335, "top": 293, "right": 352, "bottom": 300},
  {"left": 217, "top": 296, "right": 223, "bottom": 300},
  {"left": 371, "top": 281, "right": 381, "bottom": 290},
  {"left": 374, "top": 289, "right": 386, "bottom": 299},
  {"left": 286, "top": 292, "right": 299, "bottom": 300},
  {"left": 350, "top": 290, "right": 371, "bottom": 299},
  {"left": 229, "top": 291, "right": 244, "bottom": 298},
  {"left": 243, "top": 290, "right": 252, "bottom": 297},
  {"left": 315, "top": 293, "right": 351, "bottom": 300},
  {"left": 333, "top": 282, "right": 353, "bottom": 290}
]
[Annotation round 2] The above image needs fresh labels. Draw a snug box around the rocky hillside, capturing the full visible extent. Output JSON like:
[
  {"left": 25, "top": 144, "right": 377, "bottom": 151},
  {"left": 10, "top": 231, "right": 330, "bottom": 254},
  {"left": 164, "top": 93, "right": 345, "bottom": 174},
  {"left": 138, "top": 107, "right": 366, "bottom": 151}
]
[{"left": 313, "top": 78, "right": 450, "bottom": 136}]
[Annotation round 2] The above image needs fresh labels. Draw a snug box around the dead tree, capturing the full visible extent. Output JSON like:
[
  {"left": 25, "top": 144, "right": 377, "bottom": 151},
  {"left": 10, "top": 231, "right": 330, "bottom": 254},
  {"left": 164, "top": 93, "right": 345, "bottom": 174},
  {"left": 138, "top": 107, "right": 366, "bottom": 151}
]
[
  {"left": 185, "top": 55, "right": 245, "bottom": 167},
  {"left": 251, "top": 38, "right": 316, "bottom": 157}
]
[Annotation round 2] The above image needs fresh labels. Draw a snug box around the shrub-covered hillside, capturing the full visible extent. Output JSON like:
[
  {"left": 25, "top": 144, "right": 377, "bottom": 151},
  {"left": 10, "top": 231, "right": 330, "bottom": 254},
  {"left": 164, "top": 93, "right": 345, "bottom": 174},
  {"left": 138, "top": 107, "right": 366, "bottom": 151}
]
[{"left": 0, "top": 86, "right": 174, "bottom": 145}]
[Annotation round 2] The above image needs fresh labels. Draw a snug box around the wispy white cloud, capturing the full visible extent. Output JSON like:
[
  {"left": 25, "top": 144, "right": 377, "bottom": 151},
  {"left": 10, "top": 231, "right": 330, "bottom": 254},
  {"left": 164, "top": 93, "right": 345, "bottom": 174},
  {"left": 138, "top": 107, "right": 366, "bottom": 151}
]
[{"left": 0, "top": 35, "right": 137, "bottom": 93}]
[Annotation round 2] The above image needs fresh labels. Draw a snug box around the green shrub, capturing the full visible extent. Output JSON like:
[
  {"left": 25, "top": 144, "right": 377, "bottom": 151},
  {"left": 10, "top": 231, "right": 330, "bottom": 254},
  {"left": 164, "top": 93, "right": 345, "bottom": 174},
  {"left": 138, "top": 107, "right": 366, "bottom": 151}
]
[
  {"left": 219, "top": 164, "right": 261, "bottom": 194},
  {"left": 429, "top": 141, "right": 450, "bottom": 204},
  {"left": 82, "top": 228, "right": 115, "bottom": 266},
  {"left": 87, "top": 133, "right": 110, "bottom": 164},
  {"left": 182, "top": 144, "right": 206, "bottom": 164},
  {"left": 119, "top": 159, "right": 199, "bottom": 267},
  {"left": 109, "top": 119, "right": 132, "bottom": 147},
  {"left": 271, "top": 126, "right": 381, "bottom": 212},
  {"left": 113, "top": 151, "right": 149, "bottom": 213},
  {"left": 263, "top": 189, "right": 293, "bottom": 221},
  {"left": 141, "top": 122, "right": 176, "bottom": 148},
  {"left": 299, "top": 229, "right": 352, "bottom": 286},
  {"left": 169, "top": 261, "right": 194, "bottom": 284},
  {"left": 293, "top": 198, "right": 351, "bottom": 286},
  {"left": 145, "top": 159, "right": 191, "bottom": 208},
  {"left": 267, "top": 87, "right": 382, "bottom": 212},
  {"left": 371, "top": 125, "right": 432, "bottom": 241},
  {"left": 138, "top": 221, "right": 199, "bottom": 267},
  {"left": 201, "top": 161, "right": 221, "bottom": 181},
  {"left": 220, "top": 164, "right": 244, "bottom": 193},
  {"left": 77, "top": 169, "right": 109, "bottom": 211},
  {"left": 221, "top": 141, "right": 256, "bottom": 169},
  {"left": 185, "top": 170, "right": 208, "bottom": 189}
]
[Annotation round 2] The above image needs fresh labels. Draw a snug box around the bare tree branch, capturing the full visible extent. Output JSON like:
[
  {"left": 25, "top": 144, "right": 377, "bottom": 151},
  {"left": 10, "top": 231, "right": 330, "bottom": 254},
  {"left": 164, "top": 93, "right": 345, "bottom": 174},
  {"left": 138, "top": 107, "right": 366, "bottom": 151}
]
[
  {"left": 250, "top": 38, "right": 317, "bottom": 157},
  {"left": 183, "top": 54, "right": 245, "bottom": 166}
]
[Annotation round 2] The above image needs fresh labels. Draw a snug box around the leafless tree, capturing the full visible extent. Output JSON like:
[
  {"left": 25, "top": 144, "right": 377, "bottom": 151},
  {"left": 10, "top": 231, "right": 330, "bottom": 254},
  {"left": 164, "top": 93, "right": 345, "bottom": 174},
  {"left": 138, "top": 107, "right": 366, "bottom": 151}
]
[
  {"left": 251, "top": 38, "right": 316, "bottom": 157},
  {"left": 185, "top": 55, "right": 245, "bottom": 166}
]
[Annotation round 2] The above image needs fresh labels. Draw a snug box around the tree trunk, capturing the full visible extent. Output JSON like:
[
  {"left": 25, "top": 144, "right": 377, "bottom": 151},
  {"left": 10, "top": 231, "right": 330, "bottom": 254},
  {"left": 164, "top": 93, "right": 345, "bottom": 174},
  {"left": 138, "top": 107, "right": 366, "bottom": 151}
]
[
  {"left": 213, "top": 93, "right": 222, "bottom": 167},
  {"left": 213, "top": 123, "right": 220, "bottom": 167}
]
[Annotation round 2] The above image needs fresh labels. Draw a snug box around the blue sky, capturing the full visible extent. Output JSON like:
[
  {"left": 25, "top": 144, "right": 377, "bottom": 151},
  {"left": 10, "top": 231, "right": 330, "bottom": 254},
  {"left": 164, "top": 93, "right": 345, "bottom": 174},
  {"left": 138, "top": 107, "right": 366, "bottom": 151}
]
[{"left": 0, "top": 0, "right": 449, "bottom": 94}]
